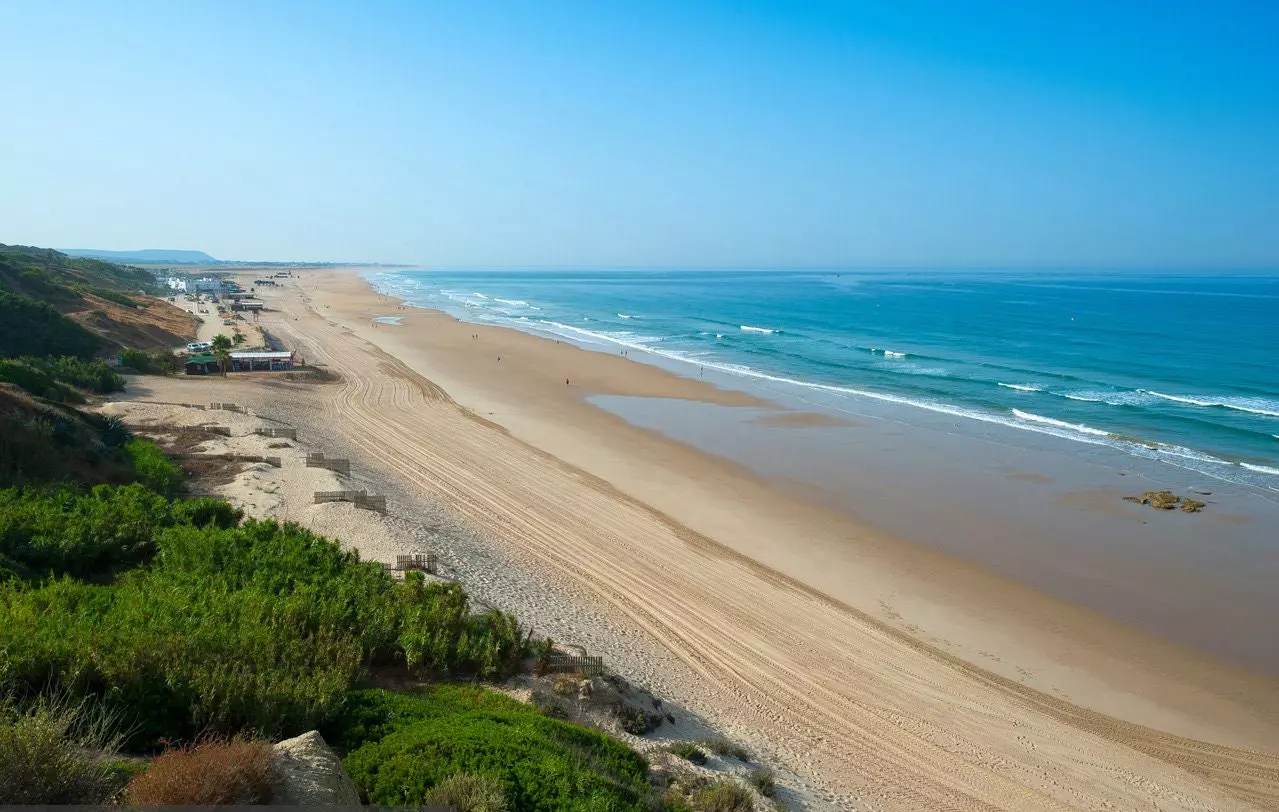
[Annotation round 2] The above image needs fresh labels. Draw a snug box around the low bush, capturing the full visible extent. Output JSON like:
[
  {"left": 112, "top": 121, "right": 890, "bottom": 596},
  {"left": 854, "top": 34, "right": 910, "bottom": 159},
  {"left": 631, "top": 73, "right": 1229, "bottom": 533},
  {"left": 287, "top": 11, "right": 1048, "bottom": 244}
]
[
  {"left": 0, "top": 359, "right": 85, "bottom": 403},
  {"left": 170, "top": 496, "right": 243, "bottom": 529},
  {"left": 423, "top": 773, "right": 510, "bottom": 812},
  {"left": 21, "top": 355, "right": 125, "bottom": 394},
  {"left": 126, "top": 735, "right": 273, "bottom": 804},
  {"left": 0, "top": 483, "right": 171, "bottom": 580},
  {"left": 0, "top": 289, "right": 100, "bottom": 358},
  {"left": 668, "top": 741, "right": 708, "bottom": 765},
  {"left": 698, "top": 737, "right": 751, "bottom": 761},
  {"left": 126, "top": 438, "right": 184, "bottom": 495},
  {"left": 689, "top": 781, "right": 755, "bottom": 812},
  {"left": 118, "top": 348, "right": 173, "bottom": 375},
  {"left": 1, "top": 518, "right": 526, "bottom": 749},
  {"left": 0, "top": 693, "right": 125, "bottom": 804},
  {"left": 330, "top": 685, "right": 654, "bottom": 811},
  {"left": 0, "top": 388, "right": 136, "bottom": 488},
  {"left": 747, "top": 768, "right": 775, "bottom": 798}
]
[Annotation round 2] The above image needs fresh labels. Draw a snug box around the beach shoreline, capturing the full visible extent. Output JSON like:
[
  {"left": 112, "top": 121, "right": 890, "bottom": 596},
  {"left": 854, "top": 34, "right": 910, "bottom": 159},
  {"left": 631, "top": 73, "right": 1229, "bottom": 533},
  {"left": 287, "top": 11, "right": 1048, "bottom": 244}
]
[{"left": 123, "top": 267, "right": 1279, "bottom": 809}]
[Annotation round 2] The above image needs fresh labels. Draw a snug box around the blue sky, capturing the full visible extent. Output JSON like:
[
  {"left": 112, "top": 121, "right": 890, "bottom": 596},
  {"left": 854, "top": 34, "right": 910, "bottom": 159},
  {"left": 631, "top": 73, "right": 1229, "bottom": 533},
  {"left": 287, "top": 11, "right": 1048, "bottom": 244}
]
[{"left": 1, "top": 0, "right": 1275, "bottom": 268}]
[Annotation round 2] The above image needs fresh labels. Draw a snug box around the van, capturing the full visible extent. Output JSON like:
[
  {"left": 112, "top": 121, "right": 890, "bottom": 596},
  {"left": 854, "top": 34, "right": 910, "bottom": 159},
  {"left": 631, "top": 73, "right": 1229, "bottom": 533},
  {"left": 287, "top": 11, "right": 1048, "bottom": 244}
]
[{"left": 186, "top": 341, "right": 212, "bottom": 352}]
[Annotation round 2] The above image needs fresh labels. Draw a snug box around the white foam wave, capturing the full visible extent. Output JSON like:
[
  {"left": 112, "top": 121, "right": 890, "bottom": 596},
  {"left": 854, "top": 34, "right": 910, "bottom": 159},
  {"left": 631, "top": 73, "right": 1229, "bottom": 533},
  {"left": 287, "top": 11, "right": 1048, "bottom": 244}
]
[
  {"left": 494, "top": 298, "right": 536, "bottom": 309},
  {"left": 740, "top": 325, "right": 774, "bottom": 334},
  {"left": 473, "top": 292, "right": 488, "bottom": 299},
  {"left": 617, "top": 313, "right": 633, "bottom": 319},
  {"left": 883, "top": 350, "right": 907, "bottom": 359},
  {"left": 1241, "top": 462, "right": 1279, "bottom": 476},
  {"left": 1011, "top": 410, "right": 1111, "bottom": 438},
  {"left": 1143, "top": 391, "right": 1279, "bottom": 418},
  {"left": 998, "top": 383, "right": 1042, "bottom": 392}
]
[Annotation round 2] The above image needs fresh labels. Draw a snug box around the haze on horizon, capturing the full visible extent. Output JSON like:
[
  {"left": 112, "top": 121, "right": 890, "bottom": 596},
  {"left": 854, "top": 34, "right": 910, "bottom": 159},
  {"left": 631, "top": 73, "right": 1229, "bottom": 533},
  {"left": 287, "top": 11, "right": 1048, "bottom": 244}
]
[{"left": 1, "top": 0, "right": 1276, "bottom": 270}]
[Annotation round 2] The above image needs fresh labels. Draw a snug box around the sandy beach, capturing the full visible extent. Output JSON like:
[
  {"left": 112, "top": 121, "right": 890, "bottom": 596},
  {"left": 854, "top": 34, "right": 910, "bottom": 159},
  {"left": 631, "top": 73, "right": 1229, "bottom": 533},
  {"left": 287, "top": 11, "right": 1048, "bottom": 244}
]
[{"left": 114, "top": 268, "right": 1279, "bottom": 811}]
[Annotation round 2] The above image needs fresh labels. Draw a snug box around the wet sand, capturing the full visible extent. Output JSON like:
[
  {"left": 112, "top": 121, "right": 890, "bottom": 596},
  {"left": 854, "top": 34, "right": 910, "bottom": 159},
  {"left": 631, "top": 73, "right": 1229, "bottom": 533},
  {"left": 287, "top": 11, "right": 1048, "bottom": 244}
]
[{"left": 180, "top": 268, "right": 1279, "bottom": 810}]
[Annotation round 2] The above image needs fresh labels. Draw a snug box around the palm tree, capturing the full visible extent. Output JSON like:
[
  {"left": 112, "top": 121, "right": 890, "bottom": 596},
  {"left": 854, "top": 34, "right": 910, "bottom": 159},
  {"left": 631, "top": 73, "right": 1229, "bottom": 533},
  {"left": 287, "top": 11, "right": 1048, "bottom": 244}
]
[{"left": 211, "top": 333, "right": 232, "bottom": 376}]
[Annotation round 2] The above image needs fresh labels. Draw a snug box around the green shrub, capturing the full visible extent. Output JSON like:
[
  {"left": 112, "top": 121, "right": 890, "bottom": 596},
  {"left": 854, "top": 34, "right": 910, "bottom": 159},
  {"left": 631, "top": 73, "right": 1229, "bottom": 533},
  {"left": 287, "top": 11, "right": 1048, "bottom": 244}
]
[
  {"left": 0, "top": 693, "right": 125, "bottom": 804},
  {"left": 746, "top": 768, "right": 774, "bottom": 798},
  {"left": 689, "top": 781, "right": 755, "bottom": 812},
  {"left": 667, "top": 741, "right": 708, "bottom": 765},
  {"left": 28, "top": 356, "right": 126, "bottom": 393},
  {"left": 126, "top": 438, "right": 184, "bottom": 495},
  {"left": 118, "top": 348, "right": 173, "bottom": 375},
  {"left": 331, "top": 686, "right": 654, "bottom": 811},
  {"left": 0, "top": 484, "right": 171, "bottom": 580},
  {"left": 0, "top": 517, "right": 525, "bottom": 749},
  {"left": 170, "top": 497, "right": 243, "bottom": 529},
  {"left": 423, "top": 773, "right": 509, "bottom": 812},
  {"left": 698, "top": 737, "right": 750, "bottom": 761},
  {"left": 0, "top": 290, "right": 100, "bottom": 358},
  {"left": 0, "top": 359, "right": 85, "bottom": 403},
  {"left": 0, "top": 391, "right": 136, "bottom": 488}
]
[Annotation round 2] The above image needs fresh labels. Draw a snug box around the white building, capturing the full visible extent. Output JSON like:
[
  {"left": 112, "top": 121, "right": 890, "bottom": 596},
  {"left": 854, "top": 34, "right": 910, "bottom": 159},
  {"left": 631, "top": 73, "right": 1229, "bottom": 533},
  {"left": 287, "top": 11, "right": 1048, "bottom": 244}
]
[{"left": 163, "top": 277, "right": 189, "bottom": 293}]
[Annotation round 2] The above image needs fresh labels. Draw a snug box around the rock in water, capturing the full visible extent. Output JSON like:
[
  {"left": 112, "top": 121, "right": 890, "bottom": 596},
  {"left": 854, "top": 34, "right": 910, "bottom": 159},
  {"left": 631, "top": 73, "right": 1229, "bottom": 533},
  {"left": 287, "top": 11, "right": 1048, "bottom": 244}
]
[{"left": 269, "top": 730, "right": 361, "bottom": 806}]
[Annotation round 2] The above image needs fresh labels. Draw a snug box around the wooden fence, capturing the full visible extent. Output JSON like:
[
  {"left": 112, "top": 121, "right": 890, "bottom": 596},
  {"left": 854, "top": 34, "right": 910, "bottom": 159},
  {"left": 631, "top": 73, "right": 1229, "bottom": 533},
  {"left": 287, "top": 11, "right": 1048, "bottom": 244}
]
[
  {"left": 313, "top": 489, "right": 386, "bottom": 513},
  {"left": 203, "top": 426, "right": 232, "bottom": 437},
  {"left": 253, "top": 427, "right": 298, "bottom": 439},
  {"left": 546, "top": 653, "right": 604, "bottom": 676},
  {"left": 208, "top": 403, "right": 245, "bottom": 413},
  {"left": 395, "top": 553, "right": 438, "bottom": 574},
  {"left": 172, "top": 453, "right": 281, "bottom": 468},
  {"left": 305, "top": 452, "right": 350, "bottom": 475}
]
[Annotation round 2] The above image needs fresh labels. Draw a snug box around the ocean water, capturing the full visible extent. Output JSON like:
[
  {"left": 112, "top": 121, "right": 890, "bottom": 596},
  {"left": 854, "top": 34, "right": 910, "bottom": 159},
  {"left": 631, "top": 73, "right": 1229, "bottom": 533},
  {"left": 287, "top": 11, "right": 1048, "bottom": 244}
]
[{"left": 366, "top": 269, "right": 1279, "bottom": 493}]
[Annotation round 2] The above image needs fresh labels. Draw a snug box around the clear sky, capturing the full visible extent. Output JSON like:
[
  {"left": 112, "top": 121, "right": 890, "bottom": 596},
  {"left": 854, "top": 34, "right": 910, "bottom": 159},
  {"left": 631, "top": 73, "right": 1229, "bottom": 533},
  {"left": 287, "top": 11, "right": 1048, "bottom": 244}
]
[{"left": 1, "top": 0, "right": 1275, "bottom": 268}]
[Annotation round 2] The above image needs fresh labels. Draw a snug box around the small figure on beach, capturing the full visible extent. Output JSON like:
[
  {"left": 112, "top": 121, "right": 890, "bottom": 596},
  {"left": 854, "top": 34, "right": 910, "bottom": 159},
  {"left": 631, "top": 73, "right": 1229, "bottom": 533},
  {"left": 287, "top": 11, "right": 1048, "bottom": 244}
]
[{"left": 565, "top": 378, "right": 570, "bottom": 385}]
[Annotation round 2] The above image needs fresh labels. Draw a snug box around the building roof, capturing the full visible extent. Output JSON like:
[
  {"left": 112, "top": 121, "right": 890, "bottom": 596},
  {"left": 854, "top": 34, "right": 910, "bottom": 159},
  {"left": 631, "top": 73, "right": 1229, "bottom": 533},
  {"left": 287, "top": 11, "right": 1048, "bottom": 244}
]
[{"left": 230, "top": 351, "right": 293, "bottom": 360}]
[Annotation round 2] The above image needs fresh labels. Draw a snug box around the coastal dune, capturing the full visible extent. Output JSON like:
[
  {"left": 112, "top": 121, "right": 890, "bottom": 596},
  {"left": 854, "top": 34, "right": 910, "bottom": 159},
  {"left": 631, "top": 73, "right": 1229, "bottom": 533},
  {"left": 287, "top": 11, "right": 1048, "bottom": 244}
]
[{"left": 134, "top": 270, "right": 1279, "bottom": 811}]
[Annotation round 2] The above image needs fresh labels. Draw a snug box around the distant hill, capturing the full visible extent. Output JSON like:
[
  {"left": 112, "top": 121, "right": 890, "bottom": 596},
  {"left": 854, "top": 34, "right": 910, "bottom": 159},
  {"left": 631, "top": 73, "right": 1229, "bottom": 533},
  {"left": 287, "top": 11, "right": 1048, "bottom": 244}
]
[{"left": 60, "top": 248, "right": 219, "bottom": 264}]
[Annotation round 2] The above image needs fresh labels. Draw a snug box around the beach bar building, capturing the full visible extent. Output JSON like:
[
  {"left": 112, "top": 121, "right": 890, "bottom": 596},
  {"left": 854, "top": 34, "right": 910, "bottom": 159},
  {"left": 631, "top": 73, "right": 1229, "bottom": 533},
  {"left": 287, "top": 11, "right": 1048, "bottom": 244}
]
[
  {"left": 184, "top": 353, "right": 221, "bottom": 375},
  {"left": 229, "top": 351, "right": 294, "bottom": 372}
]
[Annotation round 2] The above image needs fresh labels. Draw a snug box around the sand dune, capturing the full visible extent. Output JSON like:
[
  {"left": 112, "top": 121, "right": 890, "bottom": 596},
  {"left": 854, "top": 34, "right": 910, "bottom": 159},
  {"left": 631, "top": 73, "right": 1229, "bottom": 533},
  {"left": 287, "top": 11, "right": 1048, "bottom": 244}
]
[{"left": 124, "top": 271, "right": 1279, "bottom": 811}]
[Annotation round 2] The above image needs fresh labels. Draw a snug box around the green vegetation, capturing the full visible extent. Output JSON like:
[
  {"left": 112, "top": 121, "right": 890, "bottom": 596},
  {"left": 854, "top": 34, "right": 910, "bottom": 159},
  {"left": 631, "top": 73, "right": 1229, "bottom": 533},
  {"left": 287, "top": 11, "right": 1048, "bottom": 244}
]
[
  {"left": 668, "top": 741, "right": 709, "bottom": 765},
  {"left": 0, "top": 485, "right": 526, "bottom": 748},
  {"left": 329, "top": 686, "right": 654, "bottom": 810},
  {"left": 0, "top": 290, "right": 101, "bottom": 358},
  {"left": 22, "top": 355, "right": 125, "bottom": 393},
  {"left": 118, "top": 347, "right": 173, "bottom": 375},
  {"left": 0, "top": 359, "right": 86, "bottom": 403},
  {"left": 423, "top": 773, "right": 510, "bottom": 812},
  {"left": 698, "top": 737, "right": 751, "bottom": 761},
  {"left": 124, "top": 438, "right": 185, "bottom": 495},
  {"left": 0, "top": 483, "right": 174, "bottom": 581},
  {"left": 0, "top": 693, "right": 126, "bottom": 804},
  {"left": 747, "top": 768, "right": 775, "bottom": 798},
  {"left": 687, "top": 782, "right": 755, "bottom": 811},
  {"left": 0, "top": 387, "right": 136, "bottom": 488}
]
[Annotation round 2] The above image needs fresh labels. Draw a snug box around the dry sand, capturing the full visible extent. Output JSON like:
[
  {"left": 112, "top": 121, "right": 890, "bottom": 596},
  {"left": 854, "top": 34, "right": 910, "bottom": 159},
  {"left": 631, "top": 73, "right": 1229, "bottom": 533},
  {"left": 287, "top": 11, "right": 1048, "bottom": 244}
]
[{"left": 110, "top": 268, "right": 1279, "bottom": 811}]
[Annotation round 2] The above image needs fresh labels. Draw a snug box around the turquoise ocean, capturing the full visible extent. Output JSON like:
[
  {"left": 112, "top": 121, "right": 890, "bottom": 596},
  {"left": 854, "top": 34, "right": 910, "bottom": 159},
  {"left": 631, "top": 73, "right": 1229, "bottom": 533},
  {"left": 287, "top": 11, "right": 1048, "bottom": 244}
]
[{"left": 366, "top": 269, "right": 1279, "bottom": 495}]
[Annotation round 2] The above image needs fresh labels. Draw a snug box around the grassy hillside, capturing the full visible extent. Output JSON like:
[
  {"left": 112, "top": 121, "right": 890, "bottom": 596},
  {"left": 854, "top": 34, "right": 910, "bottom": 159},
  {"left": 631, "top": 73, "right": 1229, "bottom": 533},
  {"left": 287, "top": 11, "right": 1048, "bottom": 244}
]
[{"left": 0, "top": 243, "right": 197, "bottom": 354}]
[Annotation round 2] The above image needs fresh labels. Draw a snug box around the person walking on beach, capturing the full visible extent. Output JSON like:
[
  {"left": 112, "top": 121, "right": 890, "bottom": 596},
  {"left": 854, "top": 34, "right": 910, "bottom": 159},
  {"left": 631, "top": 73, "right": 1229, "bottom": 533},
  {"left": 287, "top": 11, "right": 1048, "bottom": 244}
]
[{"left": 565, "top": 377, "right": 570, "bottom": 385}]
